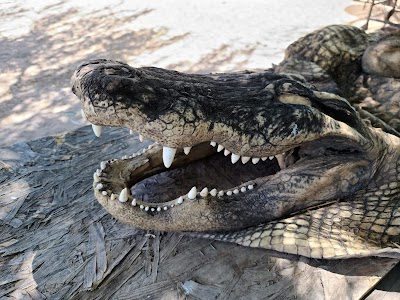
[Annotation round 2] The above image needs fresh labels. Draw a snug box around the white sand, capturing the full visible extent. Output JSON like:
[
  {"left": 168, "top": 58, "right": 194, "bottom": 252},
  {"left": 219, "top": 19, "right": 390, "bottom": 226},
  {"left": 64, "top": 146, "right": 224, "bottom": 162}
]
[{"left": 0, "top": 0, "right": 366, "bottom": 146}]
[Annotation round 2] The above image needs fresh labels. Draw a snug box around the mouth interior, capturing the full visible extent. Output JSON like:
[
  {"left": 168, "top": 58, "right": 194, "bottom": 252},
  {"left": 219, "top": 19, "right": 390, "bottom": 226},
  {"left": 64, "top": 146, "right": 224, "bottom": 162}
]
[
  {"left": 96, "top": 137, "right": 299, "bottom": 208},
  {"left": 132, "top": 148, "right": 283, "bottom": 203},
  {"left": 94, "top": 128, "right": 363, "bottom": 213}
]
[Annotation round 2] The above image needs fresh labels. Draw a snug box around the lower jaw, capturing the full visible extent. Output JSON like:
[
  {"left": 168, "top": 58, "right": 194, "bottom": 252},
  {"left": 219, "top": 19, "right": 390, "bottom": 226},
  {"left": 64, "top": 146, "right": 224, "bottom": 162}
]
[{"left": 91, "top": 141, "right": 282, "bottom": 213}]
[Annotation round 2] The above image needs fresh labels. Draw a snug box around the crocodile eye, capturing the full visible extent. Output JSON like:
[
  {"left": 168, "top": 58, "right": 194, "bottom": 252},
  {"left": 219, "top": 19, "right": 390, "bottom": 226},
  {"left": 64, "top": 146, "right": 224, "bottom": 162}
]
[{"left": 278, "top": 94, "right": 311, "bottom": 106}]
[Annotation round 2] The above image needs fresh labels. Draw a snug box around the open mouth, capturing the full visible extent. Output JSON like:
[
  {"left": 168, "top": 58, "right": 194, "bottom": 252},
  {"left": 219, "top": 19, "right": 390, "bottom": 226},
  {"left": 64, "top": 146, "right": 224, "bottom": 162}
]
[
  {"left": 89, "top": 121, "right": 369, "bottom": 233},
  {"left": 93, "top": 131, "right": 292, "bottom": 213},
  {"left": 72, "top": 59, "right": 373, "bottom": 233}
]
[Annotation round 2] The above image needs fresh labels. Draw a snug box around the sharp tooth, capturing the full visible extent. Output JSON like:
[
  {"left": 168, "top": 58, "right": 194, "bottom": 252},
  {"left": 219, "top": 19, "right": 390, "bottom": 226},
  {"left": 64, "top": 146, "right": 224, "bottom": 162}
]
[
  {"left": 151, "top": 208, "right": 155, "bottom": 212},
  {"left": 275, "top": 154, "right": 286, "bottom": 169},
  {"left": 131, "top": 198, "right": 137, "bottom": 206},
  {"left": 210, "top": 188, "right": 217, "bottom": 196},
  {"left": 157, "top": 207, "right": 161, "bottom": 211},
  {"left": 139, "top": 134, "right": 144, "bottom": 142},
  {"left": 217, "top": 145, "right": 224, "bottom": 152},
  {"left": 92, "top": 124, "right": 102, "bottom": 137},
  {"left": 210, "top": 141, "right": 217, "bottom": 147},
  {"left": 183, "top": 147, "right": 192, "bottom": 155},
  {"left": 102, "top": 191, "right": 108, "bottom": 196},
  {"left": 188, "top": 186, "right": 197, "bottom": 199},
  {"left": 269, "top": 156, "right": 274, "bottom": 160},
  {"left": 119, "top": 188, "right": 129, "bottom": 202},
  {"left": 81, "top": 109, "right": 85, "bottom": 119},
  {"left": 233, "top": 189, "right": 239, "bottom": 194},
  {"left": 226, "top": 191, "right": 233, "bottom": 196},
  {"left": 241, "top": 156, "right": 250, "bottom": 164},
  {"left": 252, "top": 157, "right": 260, "bottom": 164},
  {"left": 163, "top": 206, "right": 168, "bottom": 210},
  {"left": 176, "top": 196, "right": 183, "bottom": 204},
  {"left": 100, "top": 161, "right": 106, "bottom": 170},
  {"left": 96, "top": 169, "right": 101, "bottom": 176},
  {"left": 96, "top": 183, "right": 103, "bottom": 190},
  {"left": 218, "top": 190, "right": 224, "bottom": 196},
  {"left": 130, "top": 129, "right": 134, "bottom": 134},
  {"left": 93, "top": 173, "right": 100, "bottom": 182},
  {"left": 140, "top": 205, "right": 144, "bottom": 209},
  {"left": 261, "top": 157, "right": 268, "bottom": 161},
  {"left": 145, "top": 206, "right": 149, "bottom": 211},
  {"left": 110, "top": 193, "right": 116, "bottom": 201},
  {"left": 224, "top": 149, "right": 231, "bottom": 156},
  {"left": 240, "top": 186, "right": 246, "bottom": 192},
  {"left": 248, "top": 184, "right": 254, "bottom": 190},
  {"left": 162, "top": 146, "right": 177, "bottom": 168},
  {"left": 231, "top": 153, "right": 240, "bottom": 164},
  {"left": 200, "top": 187, "right": 208, "bottom": 197}
]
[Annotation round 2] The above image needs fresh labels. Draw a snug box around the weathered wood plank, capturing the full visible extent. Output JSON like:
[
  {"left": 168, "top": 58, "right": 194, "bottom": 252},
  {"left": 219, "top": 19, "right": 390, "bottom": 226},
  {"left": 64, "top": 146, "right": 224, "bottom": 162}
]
[
  {"left": 363, "top": 262, "right": 400, "bottom": 300},
  {"left": 0, "top": 126, "right": 398, "bottom": 300}
]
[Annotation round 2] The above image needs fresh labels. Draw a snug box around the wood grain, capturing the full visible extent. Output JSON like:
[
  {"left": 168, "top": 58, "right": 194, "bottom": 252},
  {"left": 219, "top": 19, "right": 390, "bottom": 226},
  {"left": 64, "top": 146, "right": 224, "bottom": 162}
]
[{"left": 0, "top": 126, "right": 398, "bottom": 299}]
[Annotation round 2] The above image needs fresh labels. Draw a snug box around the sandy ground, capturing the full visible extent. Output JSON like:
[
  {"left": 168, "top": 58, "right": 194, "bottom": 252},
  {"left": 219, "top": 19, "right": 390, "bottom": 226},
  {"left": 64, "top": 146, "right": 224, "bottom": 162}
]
[{"left": 0, "top": 0, "right": 394, "bottom": 146}]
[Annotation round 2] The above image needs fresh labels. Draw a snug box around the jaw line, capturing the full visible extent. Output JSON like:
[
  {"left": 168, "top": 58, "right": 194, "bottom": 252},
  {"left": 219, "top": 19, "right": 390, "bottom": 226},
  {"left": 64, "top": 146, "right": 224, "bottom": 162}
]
[
  {"left": 92, "top": 141, "right": 270, "bottom": 209},
  {"left": 91, "top": 138, "right": 292, "bottom": 231},
  {"left": 90, "top": 132, "right": 372, "bottom": 233}
]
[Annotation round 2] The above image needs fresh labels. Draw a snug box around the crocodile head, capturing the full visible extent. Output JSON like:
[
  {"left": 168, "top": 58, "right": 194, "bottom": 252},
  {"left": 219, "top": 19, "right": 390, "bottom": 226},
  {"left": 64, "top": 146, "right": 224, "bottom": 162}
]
[{"left": 71, "top": 59, "right": 393, "bottom": 233}]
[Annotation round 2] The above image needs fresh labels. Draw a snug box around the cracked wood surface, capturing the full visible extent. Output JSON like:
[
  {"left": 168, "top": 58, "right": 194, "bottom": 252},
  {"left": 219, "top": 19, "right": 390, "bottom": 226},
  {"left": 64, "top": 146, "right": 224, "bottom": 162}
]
[{"left": 0, "top": 126, "right": 398, "bottom": 300}]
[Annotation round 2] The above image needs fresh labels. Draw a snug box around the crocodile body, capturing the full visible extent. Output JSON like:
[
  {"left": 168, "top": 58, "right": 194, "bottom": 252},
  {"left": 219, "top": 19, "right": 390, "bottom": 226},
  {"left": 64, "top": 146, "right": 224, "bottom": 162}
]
[
  {"left": 276, "top": 25, "right": 400, "bottom": 131},
  {"left": 71, "top": 25, "right": 400, "bottom": 259}
]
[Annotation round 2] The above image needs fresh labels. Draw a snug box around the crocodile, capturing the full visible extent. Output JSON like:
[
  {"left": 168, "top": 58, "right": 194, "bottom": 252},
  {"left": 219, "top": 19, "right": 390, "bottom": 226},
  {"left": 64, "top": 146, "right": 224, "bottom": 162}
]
[
  {"left": 275, "top": 25, "right": 400, "bottom": 131},
  {"left": 71, "top": 25, "right": 400, "bottom": 259}
]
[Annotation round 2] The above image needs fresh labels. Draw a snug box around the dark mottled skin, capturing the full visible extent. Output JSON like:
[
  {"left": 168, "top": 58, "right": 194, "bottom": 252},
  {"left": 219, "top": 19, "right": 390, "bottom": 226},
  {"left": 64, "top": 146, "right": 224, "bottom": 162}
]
[
  {"left": 71, "top": 25, "right": 400, "bottom": 258},
  {"left": 275, "top": 25, "right": 400, "bottom": 132}
]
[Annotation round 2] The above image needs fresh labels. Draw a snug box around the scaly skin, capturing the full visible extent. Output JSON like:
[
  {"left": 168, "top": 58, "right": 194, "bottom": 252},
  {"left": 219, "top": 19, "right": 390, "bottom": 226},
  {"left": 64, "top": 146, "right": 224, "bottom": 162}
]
[
  {"left": 208, "top": 137, "right": 400, "bottom": 259},
  {"left": 71, "top": 25, "right": 400, "bottom": 259},
  {"left": 362, "top": 30, "right": 400, "bottom": 79},
  {"left": 276, "top": 25, "right": 371, "bottom": 97},
  {"left": 275, "top": 25, "right": 400, "bottom": 132}
]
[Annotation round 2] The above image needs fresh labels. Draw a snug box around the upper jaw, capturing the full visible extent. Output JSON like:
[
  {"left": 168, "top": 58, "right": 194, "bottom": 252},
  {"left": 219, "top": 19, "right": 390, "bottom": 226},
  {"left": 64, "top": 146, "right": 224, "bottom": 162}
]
[{"left": 73, "top": 60, "right": 370, "bottom": 156}]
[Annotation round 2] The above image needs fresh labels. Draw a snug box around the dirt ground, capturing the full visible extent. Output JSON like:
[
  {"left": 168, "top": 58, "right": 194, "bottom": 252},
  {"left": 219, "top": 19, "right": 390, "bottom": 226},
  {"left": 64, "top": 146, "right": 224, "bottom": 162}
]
[{"left": 0, "top": 0, "right": 395, "bottom": 147}]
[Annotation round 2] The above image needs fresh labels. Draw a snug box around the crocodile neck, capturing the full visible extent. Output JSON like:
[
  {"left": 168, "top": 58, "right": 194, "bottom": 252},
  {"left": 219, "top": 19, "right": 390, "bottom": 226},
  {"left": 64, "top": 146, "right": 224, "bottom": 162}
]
[{"left": 366, "top": 128, "right": 400, "bottom": 190}]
